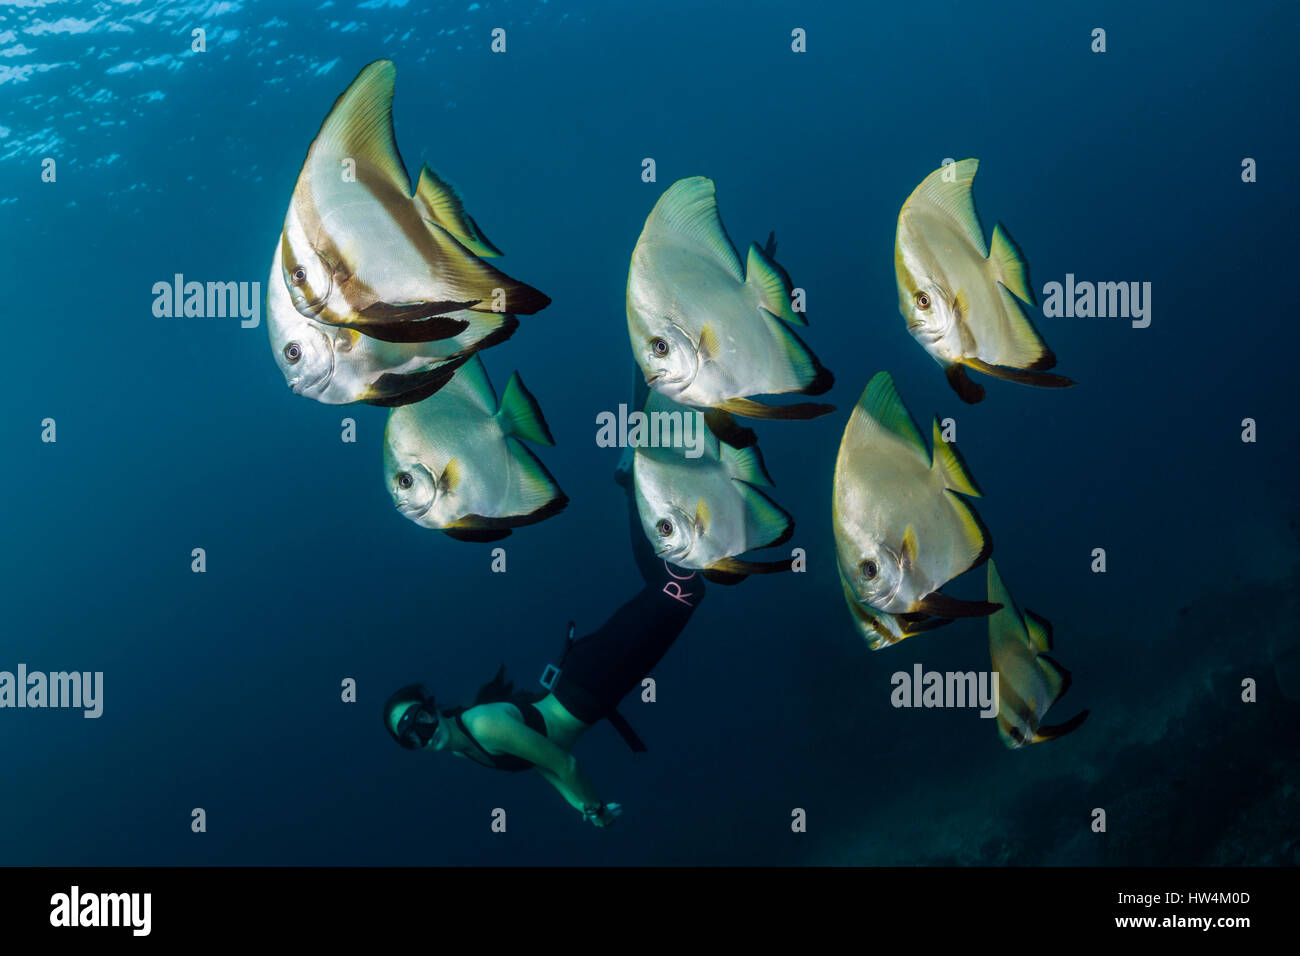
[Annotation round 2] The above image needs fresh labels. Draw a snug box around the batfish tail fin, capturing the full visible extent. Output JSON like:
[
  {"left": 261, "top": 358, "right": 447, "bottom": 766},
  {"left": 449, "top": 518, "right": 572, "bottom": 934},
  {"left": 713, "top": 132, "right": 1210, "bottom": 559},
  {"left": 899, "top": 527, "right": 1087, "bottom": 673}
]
[
  {"left": 989, "top": 222, "right": 1035, "bottom": 305},
  {"left": 498, "top": 372, "right": 556, "bottom": 446},
  {"left": 415, "top": 164, "right": 504, "bottom": 258}
]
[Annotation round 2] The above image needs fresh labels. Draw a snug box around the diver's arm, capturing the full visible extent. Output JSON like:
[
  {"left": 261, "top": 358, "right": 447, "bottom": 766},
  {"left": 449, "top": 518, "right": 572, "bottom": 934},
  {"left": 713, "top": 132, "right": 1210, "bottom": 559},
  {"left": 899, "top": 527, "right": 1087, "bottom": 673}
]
[{"left": 464, "top": 711, "right": 605, "bottom": 812}]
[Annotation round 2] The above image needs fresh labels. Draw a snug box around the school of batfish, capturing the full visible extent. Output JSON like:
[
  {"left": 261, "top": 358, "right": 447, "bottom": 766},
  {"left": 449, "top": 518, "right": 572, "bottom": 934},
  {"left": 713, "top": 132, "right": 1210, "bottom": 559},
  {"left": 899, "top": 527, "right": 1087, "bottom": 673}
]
[{"left": 266, "top": 60, "right": 1088, "bottom": 749}]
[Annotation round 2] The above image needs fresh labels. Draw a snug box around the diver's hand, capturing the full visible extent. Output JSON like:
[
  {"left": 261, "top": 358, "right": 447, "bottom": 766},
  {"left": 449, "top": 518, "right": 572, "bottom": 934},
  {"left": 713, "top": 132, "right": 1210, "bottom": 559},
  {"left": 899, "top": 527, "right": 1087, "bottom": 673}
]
[{"left": 582, "top": 802, "right": 623, "bottom": 827}]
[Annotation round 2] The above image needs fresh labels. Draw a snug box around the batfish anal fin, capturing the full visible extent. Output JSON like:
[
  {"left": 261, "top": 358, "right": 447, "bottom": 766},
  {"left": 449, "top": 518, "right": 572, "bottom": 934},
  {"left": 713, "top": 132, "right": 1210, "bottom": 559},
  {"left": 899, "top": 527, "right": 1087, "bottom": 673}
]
[
  {"left": 702, "top": 408, "right": 758, "bottom": 449},
  {"left": 913, "top": 590, "right": 1002, "bottom": 618},
  {"left": 945, "top": 363, "right": 986, "bottom": 404},
  {"left": 965, "top": 356, "right": 1076, "bottom": 390},
  {"left": 716, "top": 397, "right": 834, "bottom": 420}
]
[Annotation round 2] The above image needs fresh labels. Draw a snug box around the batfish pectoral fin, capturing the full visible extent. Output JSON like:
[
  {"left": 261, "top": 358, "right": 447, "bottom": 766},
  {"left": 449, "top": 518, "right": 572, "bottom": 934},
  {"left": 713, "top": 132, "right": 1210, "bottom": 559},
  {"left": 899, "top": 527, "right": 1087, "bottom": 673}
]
[
  {"left": 900, "top": 525, "right": 919, "bottom": 569},
  {"left": 945, "top": 363, "right": 986, "bottom": 404},
  {"left": 698, "top": 322, "right": 721, "bottom": 362},
  {"left": 438, "top": 458, "right": 463, "bottom": 496},
  {"left": 965, "top": 357, "right": 1076, "bottom": 390},
  {"left": 693, "top": 497, "right": 711, "bottom": 535},
  {"left": 716, "top": 397, "right": 835, "bottom": 420},
  {"left": 1031, "top": 709, "right": 1090, "bottom": 743},
  {"left": 913, "top": 591, "right": 1002, "bottom": 618},
  {"left": 702, "top": 408, "right": 757, "bottom": 449}
]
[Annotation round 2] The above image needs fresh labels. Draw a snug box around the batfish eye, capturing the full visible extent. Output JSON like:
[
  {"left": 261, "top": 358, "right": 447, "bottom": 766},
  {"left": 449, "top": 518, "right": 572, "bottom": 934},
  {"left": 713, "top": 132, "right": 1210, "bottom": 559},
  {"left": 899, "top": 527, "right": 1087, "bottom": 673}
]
[
  {"left": 860, "top": 559, "right": 879, "bottom": 580},
  {"left": 283, "top": 343, "right": 302, "bottom": 363},
  {"left": 914, "top": 291, "right": 931, "bottom": 311},
  {"left": 291, "top": 266, "right": 307, "bottom": 285},
  {"left": 650, "top": 337, "right": 670, "bottom": 357},
  {"left": 397, "top": 472, "right": 414, "bottom": 490},
  {"left": 656, "top": 519, "right": 673, "bottom": 537}
]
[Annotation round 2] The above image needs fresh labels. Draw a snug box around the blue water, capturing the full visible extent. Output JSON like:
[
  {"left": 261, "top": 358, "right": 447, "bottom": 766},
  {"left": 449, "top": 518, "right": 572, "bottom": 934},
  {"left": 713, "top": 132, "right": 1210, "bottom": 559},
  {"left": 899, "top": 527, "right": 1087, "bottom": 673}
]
[{"left": 2, "top": 0, "right": 1297, "bottom": 866}]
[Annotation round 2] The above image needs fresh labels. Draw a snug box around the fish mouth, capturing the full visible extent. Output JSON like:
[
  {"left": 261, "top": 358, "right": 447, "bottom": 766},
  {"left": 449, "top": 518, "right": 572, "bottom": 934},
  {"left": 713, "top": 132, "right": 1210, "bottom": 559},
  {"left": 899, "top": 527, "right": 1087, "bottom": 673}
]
[
  {"left": 397, "top": 498, "right": 434, "bottom": 521},
  {"left": 645, "top": 372, "right": 660, "bottom": 386},
  {"left": 289, "top": 359, "right": 335, "bottom": 397}
]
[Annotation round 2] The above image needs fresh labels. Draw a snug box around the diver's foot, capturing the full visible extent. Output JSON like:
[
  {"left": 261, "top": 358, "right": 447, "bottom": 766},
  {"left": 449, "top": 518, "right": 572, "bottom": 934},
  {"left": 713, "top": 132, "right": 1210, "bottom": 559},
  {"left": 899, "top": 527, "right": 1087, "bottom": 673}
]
[{"left": 613, "top": 446, "right": 634, "bottom": 487}]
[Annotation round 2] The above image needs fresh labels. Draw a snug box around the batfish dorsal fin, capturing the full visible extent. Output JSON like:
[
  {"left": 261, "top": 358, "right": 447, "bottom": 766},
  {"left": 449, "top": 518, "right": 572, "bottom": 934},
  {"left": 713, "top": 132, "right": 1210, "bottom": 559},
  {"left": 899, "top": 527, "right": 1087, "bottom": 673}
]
[
  {"left": 642, "top": 177, "right": 744, "bottom": 282},
  {"left": 856, "top": 371, "right": 928, "bottom": 463},
  {"left": 311, "top": 59, "right": 410, "bottom": 194},
  {"left": 745, "top": 241, "right": 806, "bottom": 326},
  {"left": 719, "top": 442, "right": 774, "bottom": 488},
  {"left": 497, "top": 372, "right": 555, "bottom": 446},
  {"left": 907, "top": 158, "right": 987, "bottom": 257},
  {"left": 415, "top": 164, "right": 504, "bottom": 258}
]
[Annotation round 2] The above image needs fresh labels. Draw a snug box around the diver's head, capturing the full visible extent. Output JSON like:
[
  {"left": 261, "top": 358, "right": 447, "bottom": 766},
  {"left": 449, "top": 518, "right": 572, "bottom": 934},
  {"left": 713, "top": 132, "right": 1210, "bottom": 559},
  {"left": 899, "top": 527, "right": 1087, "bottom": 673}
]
[{"left": 383, "top": 684, "right": 448, "bottom": 751}]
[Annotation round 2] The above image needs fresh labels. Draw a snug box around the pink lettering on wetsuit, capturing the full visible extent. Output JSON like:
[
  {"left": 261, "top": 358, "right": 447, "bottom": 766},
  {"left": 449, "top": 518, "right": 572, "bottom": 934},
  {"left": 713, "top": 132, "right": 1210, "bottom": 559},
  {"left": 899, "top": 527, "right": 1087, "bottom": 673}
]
[{"left": 662, "top": 562, "right": 699, "bottom": 606}]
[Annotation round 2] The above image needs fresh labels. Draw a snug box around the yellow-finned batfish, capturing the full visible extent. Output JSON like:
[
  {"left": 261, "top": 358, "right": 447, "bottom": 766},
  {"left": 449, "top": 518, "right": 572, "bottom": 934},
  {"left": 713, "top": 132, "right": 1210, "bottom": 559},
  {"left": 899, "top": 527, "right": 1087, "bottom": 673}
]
[
  {"left": 626, "top": 177, "right": 834, "bottom": 420},
  {"left": 895, "top": 159, "right": 1075, "bottom": 403},
  {"left": 268, "top": 244, "right": 518, "bottom": 406},
  {"left": 832, "top": 371, "right": 1001, "bottom": 624},
  {"left": 987, "top": 560, "right": 1089, "bottom": 748},
  {"left": 280, "top": 59, "right": 550, "bottom": 343},
  {"left": 633, "top": 390, "right": 794, "bottom": 582},
  {"left": 383, "top": 356, "right": 567, "bottom": 541}
]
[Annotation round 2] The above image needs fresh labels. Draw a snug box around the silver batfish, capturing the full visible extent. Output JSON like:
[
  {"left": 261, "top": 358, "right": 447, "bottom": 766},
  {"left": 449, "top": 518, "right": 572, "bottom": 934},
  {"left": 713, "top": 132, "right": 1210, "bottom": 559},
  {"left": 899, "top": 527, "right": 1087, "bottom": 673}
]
[
  {"left": 268, "top": 243, "right": 518, "bottom": 405},
  {"left": 895, "top": 159, "right": 1074, "bottom": 403},
  {"left": 383, "top": 356, "right": 567, "bottom": 540},
  {"left": 633, "top": 391, "right": 793, "bottom": 581},
  {"left": 832, "top": 371, "right": 1000, "bottom": 623},
  {"left": 987, "top": 560, "right": 1089, "bottom": 748},
  {"left": 626, "top": 176, "right": 833, "bottom": 420},
  {"left": 280, "top": 59, "right": 549, "bottom": 343}
]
